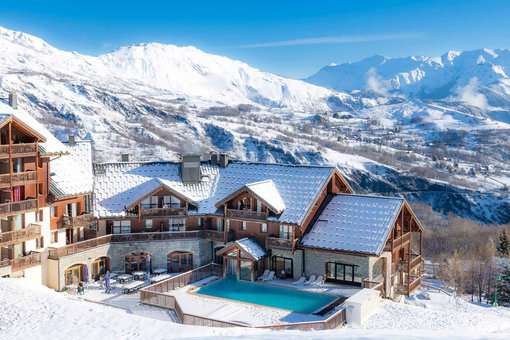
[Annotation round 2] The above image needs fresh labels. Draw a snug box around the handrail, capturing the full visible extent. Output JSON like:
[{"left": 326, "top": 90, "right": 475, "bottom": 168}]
[
  {"left": 266, "top": 236, "right": 293, "bottom": 249},
  {"left": 0, "top": 171, "right": 37, "bottom": 186},
  {"left": 1, "top": 252, "right": 42, "bottom": 271},
  {"left": 0, "top": 223, "right": 41, "bottom": 246},
  {"left": 226, "top": 209, "right": 268, "bottom": 220},
  {"left": 0, "top": 199, "right": 38, "bottom": 215}
]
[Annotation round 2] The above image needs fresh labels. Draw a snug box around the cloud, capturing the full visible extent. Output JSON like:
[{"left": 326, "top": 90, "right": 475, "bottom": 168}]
[
  {"left": 366, "top": 68, "right": 388, "bottom": 96},
  {"left": 237, "top": 33, "right": 423, "bottom": 49},
  {"left": 457, "top": 77, "right": 488, "bottom": 111}
]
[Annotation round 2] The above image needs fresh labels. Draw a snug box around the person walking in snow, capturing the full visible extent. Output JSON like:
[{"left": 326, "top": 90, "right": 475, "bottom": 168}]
[{"left": 104, "top": 270, "right": 111, "bottom": 294}]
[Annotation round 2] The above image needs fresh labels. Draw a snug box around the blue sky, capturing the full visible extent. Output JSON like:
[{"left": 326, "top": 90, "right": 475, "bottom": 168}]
[{"left": 1, "top": 0, "right": 510, "bottom": 78}]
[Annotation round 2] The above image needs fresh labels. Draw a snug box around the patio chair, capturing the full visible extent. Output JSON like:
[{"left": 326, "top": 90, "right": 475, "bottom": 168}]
[
  {"left": 264, "top": 271, "right": 275, "bottom": 281},
  {"left": 292, "top": 276, "right": 306, "bottom": 285},
  {"left": 258, "top": 269, "right": 270, "bottom": 281},
  {"left": 304, "top": 275, "right": 316, "bottom": 285}
]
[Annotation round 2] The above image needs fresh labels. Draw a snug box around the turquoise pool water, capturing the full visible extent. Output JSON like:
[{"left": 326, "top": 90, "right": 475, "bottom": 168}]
[{"left": 195, "top": 278, "right": 338, "bottom": 314}]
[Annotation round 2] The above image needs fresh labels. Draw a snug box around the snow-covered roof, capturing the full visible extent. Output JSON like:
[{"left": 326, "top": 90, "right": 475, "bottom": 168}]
[
  {"left": 93, "top": 160, "right": 334, "bottom": 224},
  {"left": 236, "top": 237, "right": 267, "bottom": 261},
  {"left": 301, "top": 194, "right": 404, "bottom": 255},
  {"left": 0, "top": 102, "right": 67, "bottom": 155},
  {"left": 215, "top": 179, "right": 285, "bottom": 214},
  {"left": 49, "top": 140, "right": 94, "bottom": 199}
]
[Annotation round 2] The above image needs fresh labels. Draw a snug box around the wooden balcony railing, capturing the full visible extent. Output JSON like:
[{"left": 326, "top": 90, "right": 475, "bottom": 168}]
[
  {"left": 48, "top": 230, "right": 227, "bottom": 259},
  {"left": 0, "top": 223, "right": 41, "bottom": 246},
  {"left": 0, "top": 171, "right": 37, "bottom": 189},
  {"left": 63, "top": 213, "right": 94, "bottom": 228},
  {"left": 0, "top": 199, "right": 38, "bottom": 215},
  {"left": 141, "top": 207, "right": 186, "bottom": 217},
  {"left": 0, "top": 252, "right": 42, "bottom": 272},
  {"left": 0, "top": 143, "right": 38, "bottom": 159},
  {"left": 266, "top": 237, "right": 293, "bottom": 250},
  {"left": 226, "top": 209, "right": 268, "bottom": 220},
  {"left": 392, "top": 231, "right": 411, "bottom": 249}
]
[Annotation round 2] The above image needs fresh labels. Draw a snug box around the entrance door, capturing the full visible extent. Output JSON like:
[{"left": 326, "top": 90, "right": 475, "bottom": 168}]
[
  {"left": 64, "top": 264, "right": 83, "bottom": 286},
  {"left": 226, "top": 257, "right": 237, "bottom": 277},
  {"left": 167, "top": 251, "right": 193, "bottom": 273}
]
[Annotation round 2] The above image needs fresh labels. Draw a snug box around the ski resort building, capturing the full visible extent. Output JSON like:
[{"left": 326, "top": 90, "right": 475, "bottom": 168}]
[{"left": 0, "top": 99, "right": 424, "bottom": 327}]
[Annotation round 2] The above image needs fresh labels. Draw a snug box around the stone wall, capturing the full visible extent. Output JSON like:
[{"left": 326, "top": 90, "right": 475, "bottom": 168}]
[
  {"left": 269, "top": 248, "right": 303, "bottom": 279},
  {"left": 303, "top": 249, "right": 371, "bottom": 280}
]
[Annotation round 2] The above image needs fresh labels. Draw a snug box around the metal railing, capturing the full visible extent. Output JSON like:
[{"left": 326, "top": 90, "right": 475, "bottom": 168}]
[
  {"left": 0, "top": 199, "right": 38, "bottom": 215},
  {"left": 226, "top": 209, "right": 268, "bottom": 220},
  {"left": 0, "top": 223, "right": 41, "bottom": 246}
]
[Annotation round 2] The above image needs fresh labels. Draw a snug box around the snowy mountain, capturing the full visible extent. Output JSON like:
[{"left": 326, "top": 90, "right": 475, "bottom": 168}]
[
  {"left": 306, "top": 49, "right": 510, "bottom": 122},
  {"left": 0, "top": 26, "right": 509, "bottom": 224}
]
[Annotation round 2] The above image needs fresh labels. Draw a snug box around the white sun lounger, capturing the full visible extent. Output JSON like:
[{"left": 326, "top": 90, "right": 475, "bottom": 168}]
[
  {"left": 304, "top": 275, "right": 316, "bottom": 285},
  {"left": 263, "top": 271, "right": 275, "bottom": 281},
  {"left": 122, "top": 280, "right": 145, "bottom": 294},
  {"left": 258, "top": 269, "right": 270, "bottom": 281},
  {"left": 292, "top": 276, "right": 306, "bottom": 285},
  {"left": 313, "top": 275, "right": 324, "bottom": 286}
]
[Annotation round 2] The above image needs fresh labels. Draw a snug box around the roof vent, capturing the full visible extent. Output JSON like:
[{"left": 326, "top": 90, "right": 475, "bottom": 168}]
[
  {"left": 210, "top": 152, "right": 219, "bottom": 165},
  {"left": 181, "top": 154, "right": 201, "bottom": 183},
  {"left": 8, "top": 92, "right": 18, "bottom": 109},
  {"left": 121, "top": 154, "right": 129, "bottom": 162}
]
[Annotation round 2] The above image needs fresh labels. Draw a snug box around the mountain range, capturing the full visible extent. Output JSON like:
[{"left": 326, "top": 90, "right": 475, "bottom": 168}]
[{"left": 0, "top": 26, "right": 509, "bottom": 224}]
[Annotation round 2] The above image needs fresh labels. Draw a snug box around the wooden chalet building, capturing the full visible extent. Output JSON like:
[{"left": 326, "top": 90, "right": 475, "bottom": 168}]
[{"left": 0, "top": 96, "right": 424, "bottom": 298}]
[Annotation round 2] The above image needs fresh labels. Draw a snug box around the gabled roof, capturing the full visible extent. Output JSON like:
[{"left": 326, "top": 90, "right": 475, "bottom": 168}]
[
  {"left": 301, "top": 194, "right": 404, "bottom": 256},
  {"left": 216, "top": 237, "right": 266, "bottom": 261},
  {"left": 50, "top": 140, "right": 94, "bottom": 200},
  {"left": 0, "top": 102, "right": 67, "bottom": 155},
  {"left": 93, "top": 161, "right": 336, "bottom": 224},
  {"left": 215, "top": 179, "right": 285, "bottom": 214},
  {"left": 124, "top": 178, "right": 199, "bottom": 209}
]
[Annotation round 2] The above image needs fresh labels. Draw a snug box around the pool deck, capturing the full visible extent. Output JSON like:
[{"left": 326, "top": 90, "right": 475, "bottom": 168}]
[
  {"left": 157, "top": 276, "right": 358, "bottom": 327},
  {"left": 167, "top": 276, "right": 331, "bottom": 327}
]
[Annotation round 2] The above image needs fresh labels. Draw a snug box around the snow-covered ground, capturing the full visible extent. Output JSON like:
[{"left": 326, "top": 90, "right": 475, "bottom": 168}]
[{"left": 1, "top": 278, "right": 509, "bottom": 339}]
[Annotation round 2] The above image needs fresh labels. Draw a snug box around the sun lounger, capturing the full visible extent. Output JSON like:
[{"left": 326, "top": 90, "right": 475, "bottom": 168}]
[
  {"left": 264, "top": 271, "right": 275, "bottom": 281},
  {"left": 292, "top": 276, "right": 306, "bottom": 285},
  {"left": 121, "top": 280, "right": 145, "bottom": 294},
  {"left": 304, "top": 275, "right": 316, "bottom": 285},
  {"left": 150, "top": 274, "right": 172, "bottom": 283},
  {"left": 258, "top": 269, "right": 270, "bottom": 281},
  {"left": 313, "top": 275, "right": 324, "bottom": 286}
]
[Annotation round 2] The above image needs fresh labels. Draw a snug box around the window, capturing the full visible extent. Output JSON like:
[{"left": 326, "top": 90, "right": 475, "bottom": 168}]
[
  {"left": 242, "top": 221, "right": 247, "bottom": 231},
  {"left": 169, "top": 218, "right": 185, "bottom": 231},
  {"left": 141, "top": 196, "right": 158, "bottom": 209},
  {"left": 52, "top": 231, "right": 58, "bottom": 243},
  {"left": 216, "top": 218, "right": 224, "bottom": 232},
  {"left": 225, "top": 219, "right": 230, "bottom": 231},
  {"left": 66, "top": 203, "right": 77, "bottom": 217},
  {"left": 38, "top": 183, "right": 43, "bottom": 195},
  {"left": 113, "top": 220, "right": 131, "bottom": 234},
  {"left": 197, "top": 217, "right": 202, "bottom": 227},
  {"left": 84, "top": 194, "right": 91, "bottom": 213},
  {"left": 261, "top": 223, "right": 267, "bottom": 233},
  {"left": 36, "top": 209, "right": 43, "bottom": 222},
  {"left": 36, "top": 236, "right": 44, "bottom": 249},
  {"left": 50, "top": 206, "right": 57, "bottom": 218},
  {"left": 325, "top": 262, "right": 362, "bottom": 286},
  {"left": 272, "top": 256, "right": 293, "bottom": 279},
  {"left": 279, "top": 224, "right": 292, "bottom": 240},
  {"left": 256, "top": 199, "right": 262, "bottom": 212},
  {"left": 144, "top": 219, "right": 153, "bottom": 230},
  {"left": 170, "top": 196, "right": 181, "bottom": 208}
]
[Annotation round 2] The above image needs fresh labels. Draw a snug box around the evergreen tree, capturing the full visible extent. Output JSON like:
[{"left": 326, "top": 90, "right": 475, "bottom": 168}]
[
  {"left": 496, "top": 265, "right": 510, "bottom": 306},
  {"left": 497, "top": 229, "right": 510, "bottom": 257}
]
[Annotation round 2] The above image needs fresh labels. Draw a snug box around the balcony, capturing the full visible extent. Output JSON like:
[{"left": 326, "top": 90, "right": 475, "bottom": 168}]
[
  {"left": 266, "top": 237, "right": 293, "bottom": 250},
  {"left": 395, "top": 275, "right": 421, "bottom": 295},
  {"left": 0, "top": 199, "right": 38, "bottom": 216},
  {"left": 0, "top": 143, "right": 38, "bottom": 159},
  {"left": 0, "top": 223, "right": 41, "bottom": 246},
  {"left": 0, "top": 171, "right": 37, "bottom": 189},
  {"left": 391, "top": 231, "right": 411, "bottom": 250},
  {"left": 62, "top": 213, "right": 94, "bottom": 229},
  {"left": 0, "top": 252, "right": 42, "bottom": 272},
  {"left": 226, "top": 209, "right": 268, "bottom": 220},
  {"left": 141, "top": 206, "right": 186, "bottom": 217}
]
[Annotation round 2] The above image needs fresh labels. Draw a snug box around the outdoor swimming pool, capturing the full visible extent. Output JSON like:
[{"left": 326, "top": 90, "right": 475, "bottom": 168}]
[{"left": 195, "top": 278, "right": 339, "bottom": 314}]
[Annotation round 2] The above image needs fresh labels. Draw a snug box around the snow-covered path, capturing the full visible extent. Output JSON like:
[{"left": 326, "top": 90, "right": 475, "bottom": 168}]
[{"left": 0, "top": 278, "right": 509, "bottom": 339}]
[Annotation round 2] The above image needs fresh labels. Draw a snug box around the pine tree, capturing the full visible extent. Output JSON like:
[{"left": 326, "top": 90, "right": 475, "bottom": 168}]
[
  {"left": 496, "top": 265, "right": 510, "bottom": 306},
  {"left": 497, "top": 229, "right": 510, "bottom": 257}
]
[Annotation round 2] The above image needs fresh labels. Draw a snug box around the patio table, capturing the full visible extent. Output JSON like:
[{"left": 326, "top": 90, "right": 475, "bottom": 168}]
[
  {"left": 150, "top": 274, "right": 172, "bottom": 283},
  {"left": 132, "top": 271, "right": 146, "bottom": 280},
  {"left": 117, "top": 274, "right": 133, "bottom": 283}
]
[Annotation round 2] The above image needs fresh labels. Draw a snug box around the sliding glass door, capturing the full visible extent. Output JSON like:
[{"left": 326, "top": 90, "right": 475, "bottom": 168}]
[{"left": 325, "top": 262, "right": 362, "bottom": 286}]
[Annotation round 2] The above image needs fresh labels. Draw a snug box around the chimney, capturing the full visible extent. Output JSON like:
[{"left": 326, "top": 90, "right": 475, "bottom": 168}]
[
  {"left": 8, "top": 92, "right": 18, "bottom": 109},
  {"left": 218, "top": 153, "right": 229, "bottom": 168},
  {"left": 68, "top": 135, "right": 76, "bottom": 145},
  {"left": 181, "top": 154, "right": 201, "bottom": 183},
  {"left": 121, "top": 154, "right": 129, "bottom": 162},
  {"left": 210, "top": 152, "right": 219, "bottom": 165}
]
